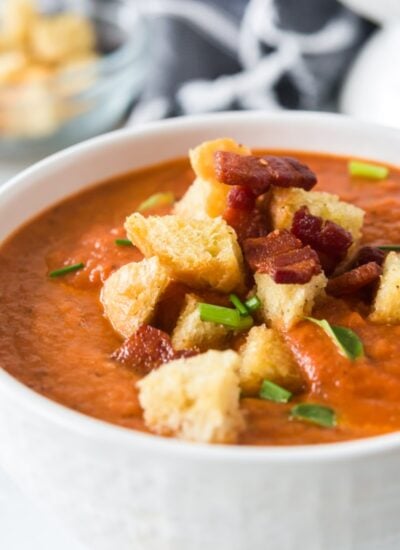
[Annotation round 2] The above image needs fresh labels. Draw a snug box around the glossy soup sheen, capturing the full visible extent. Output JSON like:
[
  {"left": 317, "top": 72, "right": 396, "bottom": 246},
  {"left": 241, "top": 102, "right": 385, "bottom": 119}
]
[{"left": 1, "top": 151, "right": 400, "bottom": 446}]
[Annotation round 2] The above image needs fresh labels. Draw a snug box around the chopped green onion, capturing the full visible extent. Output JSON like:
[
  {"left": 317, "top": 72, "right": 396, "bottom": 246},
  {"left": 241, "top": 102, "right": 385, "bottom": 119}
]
[
  {"left": 290, "top": 403, "right": 336, "bottom": 428},
  {"left": 49, "top": 262, "right": 84, "bottom": 278},
  {"left": 138, "top": 192, "right": 175, "bottom": 212},
  {"left": 244, "top": 295, "right": 261, "bottom": 312},
  {"left": 377, "top": 244, "right": 400, "bottom": 251},
  {"left": 348, "top": 160, "right": 389, "bottom": 181},
  {"left": 115, "top": 238, "right": 133, "bottom": 247},
  {"left": 305, "top": 317, "right": 364, "bottom": 361},
  {"left": 229, "top": 293, "right": 248, "bottom": 315},
  {"left": 198, "top": 303, "right": 253, "bottom": 331},
  {"left": 259, "top": 380, "right": 292, "bottom": 403}
]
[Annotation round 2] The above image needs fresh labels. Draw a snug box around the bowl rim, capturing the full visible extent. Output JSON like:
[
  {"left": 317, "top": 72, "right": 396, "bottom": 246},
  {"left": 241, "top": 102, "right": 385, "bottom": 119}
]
[{"left": 2, "top": 110, "right": 400, "bottom": 464}]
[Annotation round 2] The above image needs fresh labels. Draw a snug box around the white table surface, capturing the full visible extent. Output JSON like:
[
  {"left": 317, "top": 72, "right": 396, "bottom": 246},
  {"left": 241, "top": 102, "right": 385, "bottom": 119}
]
[{"left": 0, "top": 160, "right": 85, "bottom": 549}]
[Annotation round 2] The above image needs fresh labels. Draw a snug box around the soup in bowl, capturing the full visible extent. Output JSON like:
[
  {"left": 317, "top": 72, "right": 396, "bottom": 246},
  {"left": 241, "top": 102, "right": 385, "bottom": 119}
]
[{"left": 1, "top": 112, "right": 400, "bottom": 549}]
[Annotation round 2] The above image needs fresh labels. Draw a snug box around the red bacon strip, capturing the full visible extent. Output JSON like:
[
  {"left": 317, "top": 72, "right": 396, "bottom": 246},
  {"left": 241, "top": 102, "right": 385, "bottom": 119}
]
[
  {"left": 326, "top": 262, "right": 382, "bottom": 297},
  {"left": 112, "top": 325, "right": 196, "bottom": 375},
  {"left": 352, "top": 246, "right": 385, "bottom": 268},
  {"left": 243, "top": 229, "right": 321, "bottom": 284},
  {"left": 223, "top": 186, "right": 269, "bottom": 242},
  {"left": 214, "top": 151, "right": 317, "bottom": 195},
  {"left": 291, "top": 206, "right": 353, "bottom": 274}
]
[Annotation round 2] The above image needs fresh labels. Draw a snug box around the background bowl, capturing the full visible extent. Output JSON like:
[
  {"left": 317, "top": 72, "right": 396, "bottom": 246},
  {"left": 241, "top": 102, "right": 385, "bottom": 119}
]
[
  {"left": 0, "top": 0, "right": 148, "bottom": 160},
  {"left": 1, "top": 112, "right": 400, "bottom": 550}
]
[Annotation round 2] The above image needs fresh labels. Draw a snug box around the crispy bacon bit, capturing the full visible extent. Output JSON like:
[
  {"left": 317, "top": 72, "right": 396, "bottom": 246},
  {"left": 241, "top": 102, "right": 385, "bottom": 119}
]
[
  {"left": 326, "top": 262, "right": 382, "bottom": 297},
  {"left": 291, "top": 206, "right": 353, "bottom": 274},
  {"left": 214, "top": 151, "right": 317, "bottom": 195},
  {"left": 112, "top": 325, "right": 196, "bottom": 375},
  {"left": 223, "top": 186, "right": 269, "bottom": 242},
  {"left": 353, "top": 246, "right": 385, "bottom": 268},
  {"left": 243, "top": 229, "right": 321, "bottom": 284}
]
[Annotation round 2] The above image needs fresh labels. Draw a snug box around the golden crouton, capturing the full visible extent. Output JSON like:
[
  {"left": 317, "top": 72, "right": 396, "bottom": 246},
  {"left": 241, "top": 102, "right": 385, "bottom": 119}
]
[
  {"left": 255, "top": 272, "right": 327, "bottom": 330},
  {"left": 189, "top": 137, "right": 251, "bottom": 186},
  {"left": 271, "top": 188, "right": 365, "bottom": 244},
  {"left": 370, "top": 252, "right": 400, "bottom": 324},
  {"left": 137, "top": 350, "right": 244, "bottom": 444},
  {"left": 30, "top": 13, "right": 96, "bottom": 64},
  {"left": 125, "top": 213, "right": 245, "bottom": 293},
  {"left": 174, "top": 177, "right": 229, "bottom": 219},
  {"left": 239, "top": 325, "right": 302, "bottom": 395},
  {"left": 1, "top": 0, "right": 36, "bottom": 48},
  {"left": 172, "top": 294, "right": 230, "bottom": 351},
  {"left": 100, "top": 257, "right": 171, "bottom": 339}
]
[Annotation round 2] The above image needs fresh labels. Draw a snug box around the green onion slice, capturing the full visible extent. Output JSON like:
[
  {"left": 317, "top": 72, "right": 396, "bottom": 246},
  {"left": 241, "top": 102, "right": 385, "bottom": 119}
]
[
  {"left": 305, "top": 317, "right": 364, "bottom": 360},
  {"left": 138, "top": 192, "right": 175, "bottom": 212},
  {"left": 115, "top": 238, "right": 133, "bottom": 246},
  {"left": 229, "top": 294, "right": 248, "bottom": 315},
  {"left": 377, "top": 244, "right": 400, "bottom": 251},
  {"left": 259, "top": 380, "right": 292, "bottom": 403},
  {"left": 348, "top": 160, "right": 389, "bottom": 181},
  {"left": 290, "top": 403, "right": 336, "bottom": 428},
  {"left": 49, "top": 262, "right": 84, "bottom": 278},
  {"left": 198, "top": 303, "right": 253, "bottom": 331},
  {"left": 244, "top": 295, "right": 261, "bottom": 312}
]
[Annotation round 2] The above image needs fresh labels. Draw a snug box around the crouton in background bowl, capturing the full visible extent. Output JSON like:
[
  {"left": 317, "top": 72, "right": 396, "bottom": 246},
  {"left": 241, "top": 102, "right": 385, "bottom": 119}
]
[
  {"left": 0, "top": 0, "right": 148, "bottom": 158},
  {"left": 2, "top": 112, "right": 400, "bottom": 550}
]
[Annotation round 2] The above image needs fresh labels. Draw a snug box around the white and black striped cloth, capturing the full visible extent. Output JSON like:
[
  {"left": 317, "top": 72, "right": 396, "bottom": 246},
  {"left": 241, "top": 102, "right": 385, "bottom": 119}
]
[{"left": 129, "top": 0, "right": 373, "bottom": 124}]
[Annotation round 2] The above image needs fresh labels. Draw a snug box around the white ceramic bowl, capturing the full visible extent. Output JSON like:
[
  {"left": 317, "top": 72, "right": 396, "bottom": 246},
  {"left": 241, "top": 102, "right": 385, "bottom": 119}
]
[{"left": 1, "top": 112, "right": 400, "bottom": 550}]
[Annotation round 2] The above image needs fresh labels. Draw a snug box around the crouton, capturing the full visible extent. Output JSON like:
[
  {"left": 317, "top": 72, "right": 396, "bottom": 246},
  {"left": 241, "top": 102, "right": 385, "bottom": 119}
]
[
  {"left": 172, "top": 294, "right": 230, "bottom": 351},
  {"left": 255, "top": 272, "right": 327, "bottom": 329},
  {"left": 370, "top": 252, "right": 400, "bottom": 324},
  {"left": 100, "top": 257, "right": 171, "bottom": 339},
  {"left": 174, "top": 177, "right": 229, "bottom": 219},
  {"left": 125, "top": 213, "right": 245, "bottom": 293},
  {"left": 189, "top": 137, "right": 251, "bottom": 186},
  {"left": 239, "top": 325, "right": 302, "bottom": 395},
  {"left": 138, "top": 350, "right": 244, "bottom": 444},
  {"left": 271, "top": 187, "right": 365, "bottom": 245}
]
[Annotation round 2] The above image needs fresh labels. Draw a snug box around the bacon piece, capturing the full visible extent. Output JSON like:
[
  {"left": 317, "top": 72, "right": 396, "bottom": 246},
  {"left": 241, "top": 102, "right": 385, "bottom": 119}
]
[
  {"left": 291, "top": 206, "right": 353, "bottom": 274},
  {"left": 223, "top": 186, "right": 269, "bottom": 242},
  {"left": 243, "top": 229, "right": 321, "bottom": 284},
  {"left": 326, "top": 262, "right": 382, "bottom": 297},
  {"left": 353, "top": 246, "right": 385, "bottom": 268},
  {"left": 243, "top": 230, "right": 302, "bottom": 272},
  {"left": 112, "top": 325, "right": 196, "bottom": 375},
  {"left": 214, "top": 151, "right": 317, "bottom": 194}
]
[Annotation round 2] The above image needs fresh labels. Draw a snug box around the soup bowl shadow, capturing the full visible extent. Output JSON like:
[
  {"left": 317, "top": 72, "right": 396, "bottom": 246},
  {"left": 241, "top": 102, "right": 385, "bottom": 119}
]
[{"left": 1, "top": 112, "right": 400, "bottom": 550}]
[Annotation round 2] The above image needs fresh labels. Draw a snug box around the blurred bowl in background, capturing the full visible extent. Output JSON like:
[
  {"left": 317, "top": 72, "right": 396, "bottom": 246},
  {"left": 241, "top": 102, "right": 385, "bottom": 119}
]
[
  {"left": 0, "top": 0, "right": 148, "bottom": 160},
  {"left": 340, "top": 24, "right": 400, "bottom": 129}
]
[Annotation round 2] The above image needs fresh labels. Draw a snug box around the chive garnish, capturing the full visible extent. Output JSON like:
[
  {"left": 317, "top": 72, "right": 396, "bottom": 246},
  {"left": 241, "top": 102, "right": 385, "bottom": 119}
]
[
  {"left": 115, "top": 238, "right": 133, "bottom": 246},
  {"left": 244, "top": 295, "right": 261, "bottom": 312},
  {"left": 377, "top": 244, "right": 400, "bottom": 251},
  {"left": 290, "top": 403, "right": 336, "bottom": 428},
  {"left": 259, "top": 380, "right": 292, "bottom": 403},
  {"left": 348, "top": 160, "right": 389, "bottom": 181},
  {"left": 138, "top": 192, "right": 175, "bottom": 212},
  {"left": 198, "top": 303, "right": 253, "bottom": 330},
  {"left": 305, "top": 317, "right": 364, "bottom": 360},
  {"left": 229, "top": 293, "right": 248, "bottom": 316},
  {"left": 49, "top": 262, "right": 84, "bottom": 278}
]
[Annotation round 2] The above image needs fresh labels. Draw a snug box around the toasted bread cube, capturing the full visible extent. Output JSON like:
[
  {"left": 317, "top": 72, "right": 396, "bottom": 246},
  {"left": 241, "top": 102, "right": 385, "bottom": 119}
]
[
  {"left": 100, "top": 257, "right": 171, "bottom": 339},
  {"left": 172, "top": 294, "right": 230, "bottom": 351},
  {"left": 138, "top": 350, "right": 244, "bottom": 444},
  {"left": 125, "top": 213, "right": 245, "bottom": 293},
  {"left": 189, "top": 138, "right": 251, "bottom": 186},
  {"left": 255, "top": 272, "right": 327, "bottom": 330},
  {"left": 271, "top": 187, "right": 365, "bottom": 244},
  {"left": 239, "top": 325, "right": 302, "bottom": 395},
  {"left": 174, "top": 177, "right": 229, "bottom": 219},
  {"left": 2, "top": 0, "right": 36, "bottom": 48},
  {"left": 31, "top": 14, "right": 95, "bottom": 64},
  {"left": 370, "top": 252, "right": 400, "bottom": 324}
]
